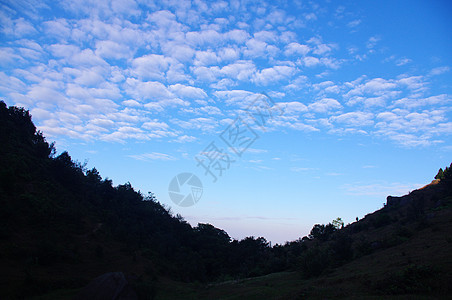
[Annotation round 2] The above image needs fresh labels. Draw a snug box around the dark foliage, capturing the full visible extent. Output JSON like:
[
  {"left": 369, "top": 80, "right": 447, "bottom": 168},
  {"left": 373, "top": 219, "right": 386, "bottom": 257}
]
[
  {"left": 372, "top": 265, "right": 441, "bottom": 295},
  {"left": 308, "top": 223, "right": 336, "bottom": 241},
  {"left": 298, "top": 246, "right": 331, "bottom": 278},
  {"left": 435, "top": 164, "right": 452, "bottom": 180},
  {"left": 0, "top": 101, "right": 303, "bottom": 298}
]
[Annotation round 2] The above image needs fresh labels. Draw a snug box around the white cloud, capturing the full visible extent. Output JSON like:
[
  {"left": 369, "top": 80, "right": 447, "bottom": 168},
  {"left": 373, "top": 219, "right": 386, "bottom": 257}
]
[
  {"left": 374, "top": 109, "right": 449, "bottom": 146},
  {"left": 246, "top": 148, "right": 268, "bottom": 154},
  {"left": 0, "top": 72, "right": 26, "bottom": 94},
  {"left": 27, "top": 81, "right": 66, "bottom": 104},
  {"left": 48, "top": 43, "right": 80, "bottom": 58},
  {"left": 129, "top": 152, "right": 177, "bottom": 161},
  {"left": 224, "top": 29, "right": 249, "bottom": 43},
  {"left": 95, "top": 40, "right": 131, "bottom": 60},
  {"left": 254, "top": 30, "right": 277, "bottom": 42},
  {"left": 147, "top": 10, "right": 185, "bottom": 32},
  {"left": 210, "top": 78, "right": 236, "bottom": 89},
  {"left": 252, "top": 66, "right": 296, "bottom": 85},
  {"left": 308, "top": 98, "right": 342, "bottom": 113},
  {"left": 395, "top": 58, "right": 411, "bottom": 66},
  {"left": 193, "top": 50, "right": 219, "bottom": 66},
  {"left": 122, "top": 99, "right": 142, "bottom": 107},
  {"left": 125, "top": 79, "right": 173, "bottom": 100},
  {"left": 142, "top": 120, "right": 169, "bottom": 130},
  {"left": 284, "top": 43, "right": 311, "bottom": 56},
  {"left": 302, "top": 56, "right": 320, "bottom": 67},
  {"left": 220, "top": 60, "right": 256, "bottom": 81},
  {"left": 280, "top": 101, "right": 308, "bottom": 114},
  {"left": 111, "top": 0, "right": 140, "bottom": 16},
  {"left": 243, "top": 38, "right": 268, "bottom": 57},
  {"left": 218, "top": 47, "right": 240, "bottom": 62},
  {"left": 347, "top": 19, "right": 361, "bottom": 28},
  {"left": 192, "top": 66, "right": 221, "bottom": 82},
  {"left": 361, "top": 78, "right": 397, "bottom": 93},
  {"left": 366, "top": 36, "right": 380, "bottom": 49},
  {"left": 31, "top": 107, "right": 53, "bottom": 120},
  {"left": 382, "top": 133, "right": 433, "bottom": 147},
  {"left": 331, "top": 112, "right": 374, "bottom": 127},
  {"left": 214, "top": 89, "right": 255, "bottom": 107},
  {"left": 71, "top": 67, "right": 106, "bottom": 87},
  {"left": 345, "top": 78, "right": 397, "bottom": 100},
  {"left": 71, "top": 49, "right": 108, "bottom": 67},
  {"left": 313, "top": 44, "right": 332, "bottom": 55},
  {"left": 43, "top": 19, "right": 71, "bottom": 39},
  {"left": 0, "top": 1, "right": 451, "bottom": 152},
  {"left": 429, "top": 66, "right": 450, "bottom": 76},
  {"left": 169, "top": 84, "right": 207, "bottom": 99},
  {"left": 342, "top": 181, "right": 421, "bottom": 197},
  {"left": 171, "top": 117, "right": 218, "bottom": 131},
  {"left": 90, "top": 118, "right": 115, "bottom": 128},
  {"left": 12, "top": 18, "right": 37, "bottom": 37},
  {"left": 18, "top": 47, "right": 42, "bottom": 60},
  {"left": 304, "top": 13, "right": 317, "bottom": 21},
  {"left": 174, "top": 135, "right": 197, "bottom": 143},
  {"left": 393, "top": 94, "right": 451, "bottom": 108},
  {"left": 182, "top": 105, "right": 222, "bottom": 115},
  {"left": 163, "top": 43, "right": 195, "bottom": 62},
  {"left": 186, "top": 29, "right": 222, "bottom": 46},
  {"left": 397, "top": 76, "right": 425, "bottom": 92},
  {"left": 132, "top": 54, "right": 171, "bottom": 80},
  {"left": 291, "top": 167, "right": 315, "bottom": 172}
]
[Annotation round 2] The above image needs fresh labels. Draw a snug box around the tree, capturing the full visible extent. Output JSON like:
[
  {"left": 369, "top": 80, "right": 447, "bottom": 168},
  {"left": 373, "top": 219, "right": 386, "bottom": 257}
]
[
  {"left": 86, "top": 167, "right": 102, "bottom": 184},
  {"left": 298, "top": 246, "right": 331, "bottom": 278},
  {"left": 309, "top": 223, "right": 336, "bottom": 241},
  {"left": 444, "top": 165, "right": 451, "bottom": 179},
  {"left": 332, "top": 217, "right": 344, "bottom": 230},
  {"left": 435, "top": 168, "right": 444, "bottom": 180}
]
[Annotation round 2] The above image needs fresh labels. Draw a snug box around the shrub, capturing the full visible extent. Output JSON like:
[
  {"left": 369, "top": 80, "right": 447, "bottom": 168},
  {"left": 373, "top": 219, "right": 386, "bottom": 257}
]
[
  {"left": 372, "top": 264, "right": 439, "bottom": 295},
  {"left": 298, "top": 246, "right": 331, "bottom": 278}
]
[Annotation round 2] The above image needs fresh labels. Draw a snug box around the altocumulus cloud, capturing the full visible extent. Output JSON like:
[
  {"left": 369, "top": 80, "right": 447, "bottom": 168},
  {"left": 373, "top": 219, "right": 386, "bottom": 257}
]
[{"left": 0, "top": 0, "right": 450, "bottom": 148}]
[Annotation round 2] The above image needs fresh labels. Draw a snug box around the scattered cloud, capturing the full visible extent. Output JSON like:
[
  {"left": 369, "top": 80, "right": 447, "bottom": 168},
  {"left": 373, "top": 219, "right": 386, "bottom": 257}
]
[
  {"left": 429, "top": 66, "right": 450, "bottom": 76},
  {"left": 308, "top": 98, "right": 342, "bottom": 113},
  {"left": 291, "top": 167, "right": 315, "bottom": 172},
  {"left": 395, "top": 58, "right": 411, "bottom": 66},
  {"left": 331, "top": 112, "right": 374, "bottom": 127},
  {"left": 128, "top": 152, "right": 177, "bottom": 161},
  {"left": 0, "top": 0, "right": 449, "bottom": 151},
  {"left": 366, "top": 36, "right": 380, "bottom": 49},
  {"left": 174, "top": 135, "right": 197, "bottom": 143},
  {"left": 347, "top": 19, "right": 361, "bottom": 28},
  {"left": 342, "top": 181, "right": 422, "bottom": 197}
]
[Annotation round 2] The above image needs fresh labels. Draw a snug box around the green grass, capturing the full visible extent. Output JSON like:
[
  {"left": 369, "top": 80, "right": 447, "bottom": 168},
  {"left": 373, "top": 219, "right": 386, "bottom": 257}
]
[
  {"left": 152, "top": 268, "right": 445, "bottom": 300},
  {"left": 153, "top": 272, "right": 302, "bottom": 300}
]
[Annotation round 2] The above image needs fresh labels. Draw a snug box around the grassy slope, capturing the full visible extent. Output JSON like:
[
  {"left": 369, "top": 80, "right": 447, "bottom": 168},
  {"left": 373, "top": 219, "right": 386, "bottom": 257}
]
[
  {"left": 39, "top": 198, "right": 450, "bottom": 300},
  {"left": 21, "top": 183, "right": 452, "bottom": 300},
  {"left": 152, "top": 182, "right": 452, "bottom": 300},
  {"left": 154, "top": 207, "right": 451, "bottom": 300},
  {"left": 11, "top": 183, "right": 452, "bottom": 300}
]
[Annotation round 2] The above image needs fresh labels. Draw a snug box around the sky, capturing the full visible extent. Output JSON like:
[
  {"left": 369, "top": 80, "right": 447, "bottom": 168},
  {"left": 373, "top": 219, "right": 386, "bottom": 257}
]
[{"left": 1, "top": 0, "right": 451, "bottom": 244}]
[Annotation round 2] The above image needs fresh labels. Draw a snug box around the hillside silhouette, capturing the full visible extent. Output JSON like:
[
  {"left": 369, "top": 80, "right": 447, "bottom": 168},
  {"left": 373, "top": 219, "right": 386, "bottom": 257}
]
[{"left": 0, "top": 101, "right": 451, "bottom": 299}]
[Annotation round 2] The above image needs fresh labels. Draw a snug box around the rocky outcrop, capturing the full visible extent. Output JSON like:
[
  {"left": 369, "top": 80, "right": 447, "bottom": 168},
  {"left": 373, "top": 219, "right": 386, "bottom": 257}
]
[{"left": 386, "top": 194, "right": 412, "bottom": 207}]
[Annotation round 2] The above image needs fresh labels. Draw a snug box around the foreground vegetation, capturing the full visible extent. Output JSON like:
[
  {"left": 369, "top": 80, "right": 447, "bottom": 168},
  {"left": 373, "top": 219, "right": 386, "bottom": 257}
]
[{"left": 1, "top": 101, "right": 451, "bottom": 299}]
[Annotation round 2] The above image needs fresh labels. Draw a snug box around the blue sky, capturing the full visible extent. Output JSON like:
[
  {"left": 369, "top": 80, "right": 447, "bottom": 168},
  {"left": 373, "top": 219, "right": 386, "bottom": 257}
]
[{"left": 1, "top": 0, "right": 451, "bottom": 244}]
